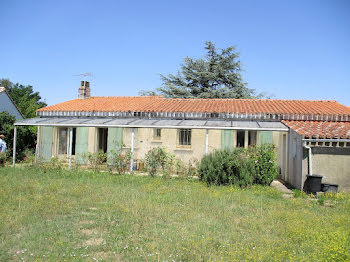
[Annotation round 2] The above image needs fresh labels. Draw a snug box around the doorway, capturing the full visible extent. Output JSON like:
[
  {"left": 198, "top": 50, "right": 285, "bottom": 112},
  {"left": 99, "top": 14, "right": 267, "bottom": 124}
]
[{"left": 98, "top": 128, "right": 108, "bottom": 153}]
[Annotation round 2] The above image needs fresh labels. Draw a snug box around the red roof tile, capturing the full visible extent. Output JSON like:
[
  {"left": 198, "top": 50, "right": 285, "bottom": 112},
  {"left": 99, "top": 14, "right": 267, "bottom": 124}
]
[
  {"left": 37, "top": 96, "right": 350, "bottom": 116},
  {"left": 283, "top": 121, "right": 350, "bottom": 139}
]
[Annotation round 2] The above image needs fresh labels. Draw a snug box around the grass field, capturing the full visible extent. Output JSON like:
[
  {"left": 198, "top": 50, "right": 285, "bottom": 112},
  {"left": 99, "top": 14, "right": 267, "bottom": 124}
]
[{"left": 0, "top": 167, "right": 349, "bottom": 261}]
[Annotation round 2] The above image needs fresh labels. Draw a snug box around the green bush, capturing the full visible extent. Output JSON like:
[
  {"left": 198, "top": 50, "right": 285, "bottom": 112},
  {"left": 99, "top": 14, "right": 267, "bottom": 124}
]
[
  {"left": 144, "top": 147, "right": 169, "bottom": 176},
  {"left": 250, "top": 144, "right": 279, "bottom": 186},
  {"left": 199, "top": 144, "right": 278, "bottom": 187}
]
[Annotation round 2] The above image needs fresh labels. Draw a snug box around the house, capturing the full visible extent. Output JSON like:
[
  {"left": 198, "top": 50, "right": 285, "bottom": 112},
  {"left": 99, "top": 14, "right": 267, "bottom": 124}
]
[
  {"left": 14, "top": 81, "right": 350, "bottom": 191},
  {"left": 0, "top": 87, "right": 23, "bottom": 119}
]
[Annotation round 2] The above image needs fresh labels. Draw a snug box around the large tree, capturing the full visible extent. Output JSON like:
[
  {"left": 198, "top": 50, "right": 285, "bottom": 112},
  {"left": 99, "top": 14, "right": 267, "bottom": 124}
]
[{"left": 141, "top": 41, "right": 258, "bottom": 99}]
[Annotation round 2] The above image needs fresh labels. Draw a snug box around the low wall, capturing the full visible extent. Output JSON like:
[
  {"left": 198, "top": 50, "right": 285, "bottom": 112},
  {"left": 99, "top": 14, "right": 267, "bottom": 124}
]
[{"left": 309, "top": 147, "right": 350, "bottom": 192}]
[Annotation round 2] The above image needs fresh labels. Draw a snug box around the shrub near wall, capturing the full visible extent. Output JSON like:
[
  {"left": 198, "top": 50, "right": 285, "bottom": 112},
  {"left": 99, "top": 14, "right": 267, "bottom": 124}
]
[{"left": 199, "top": 144, "right": 278, "bottom": 186}]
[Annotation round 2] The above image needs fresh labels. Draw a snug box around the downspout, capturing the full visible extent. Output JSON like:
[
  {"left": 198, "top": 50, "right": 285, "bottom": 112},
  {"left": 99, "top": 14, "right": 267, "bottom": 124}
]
[
  {"left": 303, "top": 142, "right": 312, "bottom": 175},
  {"left": 205, "top": 129, "right": 209, "bottom": 155},
  {"left": 68, "top": 127, "right": 73, "bottom": 169},
  {"left": 130, "top": 128, "right": 134, "bottom": 172}
]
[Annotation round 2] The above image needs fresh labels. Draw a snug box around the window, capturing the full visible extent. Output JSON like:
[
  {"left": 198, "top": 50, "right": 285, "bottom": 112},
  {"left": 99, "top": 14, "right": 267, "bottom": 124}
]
[
  {"left": 248, "top": 131, "right": 257, "bottom": 146},
  {"left": 58, "top": 127, "right": 76, "bottom": 155},
  {"left": 58, "top": 128, "right": 68, "bottom": 154},
  {"left": 154, "top": 128, "right": 161, "bottom": 139},
  {"left": 179, "top": 129, "right": 191, "bottom": 146},
  {"left": 236, "top": 131, "right": 245, "bottom": 147}
]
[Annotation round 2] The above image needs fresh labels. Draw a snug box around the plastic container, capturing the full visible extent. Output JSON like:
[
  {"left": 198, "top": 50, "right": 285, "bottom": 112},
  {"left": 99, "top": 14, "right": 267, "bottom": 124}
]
[
  {"left": 321, "top": 183, "right": 339, "bottom": 193},
  {"left": 304, "top": 174, "right": 324, "bottom": 193}
]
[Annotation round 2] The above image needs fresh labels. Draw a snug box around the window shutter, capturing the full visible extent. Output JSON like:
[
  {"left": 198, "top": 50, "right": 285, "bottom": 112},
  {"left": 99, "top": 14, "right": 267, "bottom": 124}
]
[
  {"left": 40, "top": 126, "right": 53, "bottom": 162},
  {"left": 107, "top": 127, "right": 123, "bottom": 153},
  {"left": 75, "top": 127, "right": 89, "bottom": 164},
  {"left": 221, "top": 130, "right": 234, "bottom": 149},
  {"left": 260, "top": 131, "right": 273, "bottom": 145}
]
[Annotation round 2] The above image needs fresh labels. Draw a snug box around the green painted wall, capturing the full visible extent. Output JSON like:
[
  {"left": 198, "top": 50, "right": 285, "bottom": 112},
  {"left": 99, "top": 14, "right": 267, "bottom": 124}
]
[
  {"left": 221, "top": 130, "right": 234, "bottom": 149},
  {"left": 75, "top": 127, "right": 89, "bottom": 164},
  {"left": 40, "top": 126, "right": 53, "bottom": 162},
  {"left": 260, "top": 131, "right": 273, "bottom": 145}
]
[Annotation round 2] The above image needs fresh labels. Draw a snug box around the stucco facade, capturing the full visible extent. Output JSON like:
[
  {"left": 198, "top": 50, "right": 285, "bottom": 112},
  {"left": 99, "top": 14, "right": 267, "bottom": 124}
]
[
  {"left": 285, "top": 129, "right": 350, "bottom": 192},
  {"left": 37, "top": 126, "right": 288, "bottom": 175}
]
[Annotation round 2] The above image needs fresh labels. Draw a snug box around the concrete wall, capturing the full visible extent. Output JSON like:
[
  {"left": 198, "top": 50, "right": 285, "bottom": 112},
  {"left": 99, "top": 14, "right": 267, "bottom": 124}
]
[
  {"left": 0, "top": 91, "right": 23, "bottom": 119},
  {"left": 307, "top": 147, "right": 350, "bottom": 192},
  {"left": 38, "top": 126, "right": 287, "bottom": 171},
  {"left": 123, "top": 128, "right": 209, "bottom": 164},
  {"left": 286, "top": 129, "right": 350, "bottom": 192},
  {"left": 286, "top": 129, "right": 304, "bottom": 190}
]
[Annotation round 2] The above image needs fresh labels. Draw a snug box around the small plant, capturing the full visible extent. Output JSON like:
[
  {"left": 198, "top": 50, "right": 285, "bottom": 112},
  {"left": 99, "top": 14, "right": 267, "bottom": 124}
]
[
  {"left": 109, "top": 149, "right": 132, "bottom": 174},
  {"left": 293, "top": 189, "right": 308, "bottom": 198},
  {"left": 82, "top": 151, "right": 107, "bottom": 171},
  {"left": 144, "top": 147, "right": 170, "bottom": 176},
  {"left": 318, "top": 194, "right": 326, "bottom": 205},
  {"left": 41, "top": 156, "right": 63, "bottom": 172},
  {"left": 21, "top": 149, "right": 36, "bottom": 166}
]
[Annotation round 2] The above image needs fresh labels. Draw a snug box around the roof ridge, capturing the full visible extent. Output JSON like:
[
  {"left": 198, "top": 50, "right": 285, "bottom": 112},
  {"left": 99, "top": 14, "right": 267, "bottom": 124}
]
[
  {"left": 89, "top": 96, "right": 162, "bottom": 99},
  {"left": 87, "top": 96, "right": 338, "bottom": 103}
]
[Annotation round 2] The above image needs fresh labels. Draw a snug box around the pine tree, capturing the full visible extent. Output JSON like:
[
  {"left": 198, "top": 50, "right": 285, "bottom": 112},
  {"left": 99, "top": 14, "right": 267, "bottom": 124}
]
[{"left": 141, "top": 41, "right": 258, "bottom": 99}]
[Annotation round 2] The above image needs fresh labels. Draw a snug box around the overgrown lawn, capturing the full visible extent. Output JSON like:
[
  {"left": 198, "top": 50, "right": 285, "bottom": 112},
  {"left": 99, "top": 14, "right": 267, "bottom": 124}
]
[{"left": 0, "top": 167, "right": 349, "bottom": 261}]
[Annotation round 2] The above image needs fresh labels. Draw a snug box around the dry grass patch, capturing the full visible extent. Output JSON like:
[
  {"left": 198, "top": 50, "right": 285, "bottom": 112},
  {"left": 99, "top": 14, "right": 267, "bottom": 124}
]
[
  {"left": 84, "top": 237, "right": 104, "bottom": 246},
  {"left": 80, "top": 220, "right": 94, "bottom": 225}
]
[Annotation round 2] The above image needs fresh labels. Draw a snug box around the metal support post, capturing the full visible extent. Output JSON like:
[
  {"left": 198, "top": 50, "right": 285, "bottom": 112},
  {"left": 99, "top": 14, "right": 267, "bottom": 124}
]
[
  {"left": 12, "top": 126, "right": 17, "bottom": 167},
  {"left": 130, "top": 128, "right": 134, "bottom": 172},
  {"left": 68, "top": 127, "right": 73, "bottom": 169}
]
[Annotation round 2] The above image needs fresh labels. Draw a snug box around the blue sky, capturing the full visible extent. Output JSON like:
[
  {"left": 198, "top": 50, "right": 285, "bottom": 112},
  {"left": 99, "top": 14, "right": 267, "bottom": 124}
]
[{"left": 1, "top": 0, "right": 349, "bottom": 106}]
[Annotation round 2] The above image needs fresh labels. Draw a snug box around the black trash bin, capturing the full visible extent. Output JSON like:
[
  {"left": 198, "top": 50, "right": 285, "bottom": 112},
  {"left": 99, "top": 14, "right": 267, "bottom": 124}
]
[{"left": 304, "top": 174, "right": 324, "bottom": 194}]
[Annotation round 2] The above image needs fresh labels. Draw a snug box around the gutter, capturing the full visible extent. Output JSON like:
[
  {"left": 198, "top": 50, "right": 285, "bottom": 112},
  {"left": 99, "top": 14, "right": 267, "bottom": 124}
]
[
  {"left": 13, "top": 122, "right": 288, "bottom": 131},
  {"left": 302, "top": 138, "right": 350, "bottom": 143}
]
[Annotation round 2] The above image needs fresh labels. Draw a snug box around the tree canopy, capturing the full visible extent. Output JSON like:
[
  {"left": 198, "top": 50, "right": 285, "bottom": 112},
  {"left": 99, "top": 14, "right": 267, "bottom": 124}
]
[
  {"left": 0, "top": 78, "right": 47, "bottom": 118},
  {"left": 140, "top": 41, "right": 259, "bottom": 99},
  {"left": 0, "top": 78, "right": 47, "bottom": 160}
]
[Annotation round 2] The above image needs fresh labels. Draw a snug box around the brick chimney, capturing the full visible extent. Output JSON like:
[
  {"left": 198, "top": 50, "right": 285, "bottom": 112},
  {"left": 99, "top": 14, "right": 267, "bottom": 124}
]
[{"left": 78, "top": 81, "right": 90, "bottom": 99}]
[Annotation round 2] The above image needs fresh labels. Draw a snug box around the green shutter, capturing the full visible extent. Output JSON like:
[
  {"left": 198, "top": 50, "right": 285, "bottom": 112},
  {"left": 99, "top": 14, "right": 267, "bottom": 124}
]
[
  {"left": 107, "top": 127, "right": 123, "bottom": 153},
  {"left": 221, "top": 130, "right": 234, "bottom": 149},
  {"left": 260, "top": 131, "right": 273, "bottom": 145},
  {"left": 39, "top": 126, "right": 53, "bottom": 162},
  {"left": 75, "top": 127, "right": 89, "bottom": 164}
]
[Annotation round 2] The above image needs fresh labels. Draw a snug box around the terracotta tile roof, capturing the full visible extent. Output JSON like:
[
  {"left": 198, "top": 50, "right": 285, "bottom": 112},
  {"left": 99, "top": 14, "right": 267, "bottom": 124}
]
[
  {"left": 37, "top": 96, "right": 350, "bottom": 116},
  {"left": 283, "top": 120, "right": 350, "bottom": 139}
]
